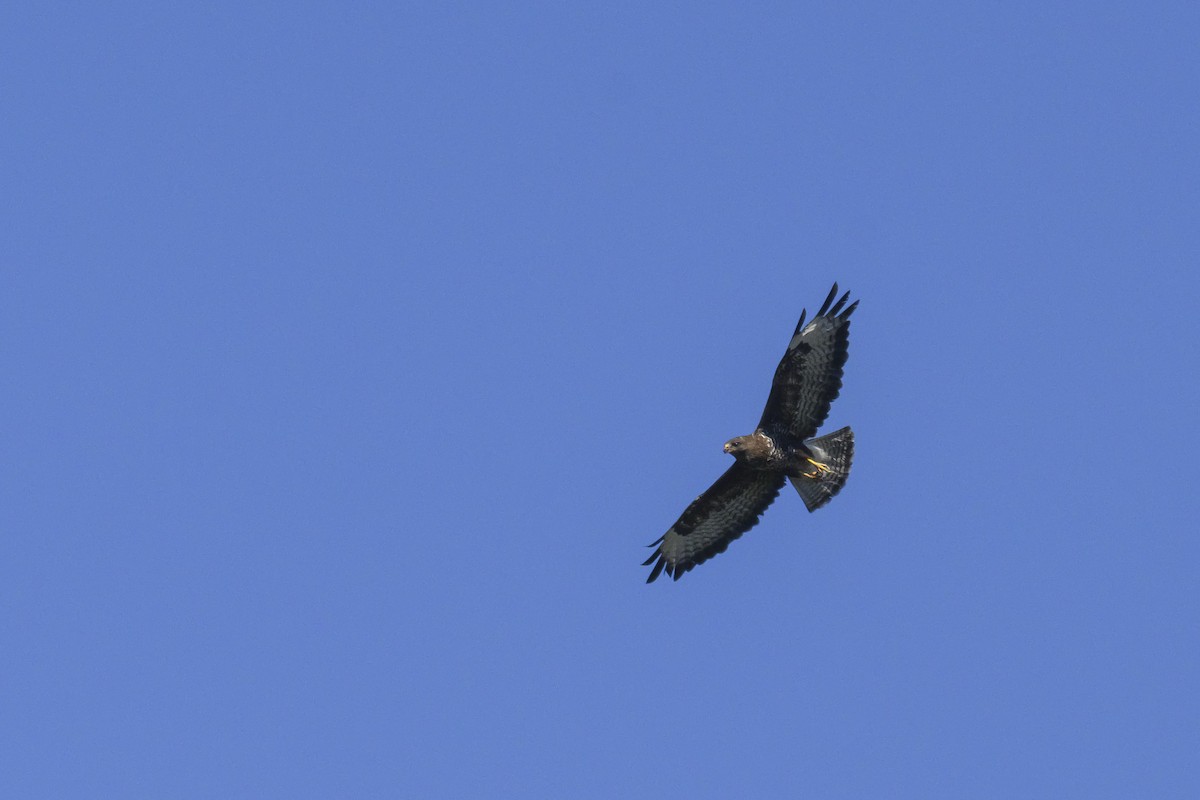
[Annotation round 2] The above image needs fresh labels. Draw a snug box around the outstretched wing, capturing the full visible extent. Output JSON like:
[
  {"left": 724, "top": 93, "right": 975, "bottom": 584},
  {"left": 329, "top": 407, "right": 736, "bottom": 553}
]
[
  {"left": 757, "top": 283, "right": 858, "bottom": 441},
  {"left": 643, "top": 463, "right": 786, "bottom": 582}
]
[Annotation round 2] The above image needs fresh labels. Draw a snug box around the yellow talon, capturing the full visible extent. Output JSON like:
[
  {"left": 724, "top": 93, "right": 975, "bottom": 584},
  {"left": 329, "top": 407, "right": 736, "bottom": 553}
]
[{"left": 806, "top": 458, "right": 832, "bottom": 474}]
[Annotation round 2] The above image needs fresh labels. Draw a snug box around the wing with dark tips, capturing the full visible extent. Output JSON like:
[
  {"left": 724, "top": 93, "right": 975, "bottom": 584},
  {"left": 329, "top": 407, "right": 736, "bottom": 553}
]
[
  {"left": 644, "top": 463, "right": 785, "bottom": 583},
  {"left": 757, "top": 283, "right": 858, "bottom": 441}
]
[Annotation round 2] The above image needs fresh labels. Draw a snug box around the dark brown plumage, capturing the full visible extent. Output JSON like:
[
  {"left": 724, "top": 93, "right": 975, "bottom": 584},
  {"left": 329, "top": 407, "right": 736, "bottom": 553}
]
[{"left": 644, "top": 283, "right": 858, "bottom": 582}]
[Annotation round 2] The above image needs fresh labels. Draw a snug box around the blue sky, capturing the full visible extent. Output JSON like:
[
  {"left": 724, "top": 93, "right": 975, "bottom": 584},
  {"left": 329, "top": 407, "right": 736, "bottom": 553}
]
[{"left": 3, "top": 3, "right": 1198, "bottom": 797}]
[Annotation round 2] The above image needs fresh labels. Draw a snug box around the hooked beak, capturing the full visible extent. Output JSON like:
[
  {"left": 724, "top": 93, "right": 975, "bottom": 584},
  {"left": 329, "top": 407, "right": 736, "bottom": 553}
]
[{"left": 723, "top": 442, "right": 732, "bottom": 453}]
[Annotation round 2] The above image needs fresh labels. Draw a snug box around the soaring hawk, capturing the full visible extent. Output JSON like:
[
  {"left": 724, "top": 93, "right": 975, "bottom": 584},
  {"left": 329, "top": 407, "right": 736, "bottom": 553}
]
[{"left": 644, "top": 283, "right": 858, "bottom": 582}]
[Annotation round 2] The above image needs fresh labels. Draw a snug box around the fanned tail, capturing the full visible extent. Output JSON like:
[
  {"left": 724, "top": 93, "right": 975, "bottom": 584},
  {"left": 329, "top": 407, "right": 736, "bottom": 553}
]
[{"left": 789, "top": 426, "right": 854, "bottom": 512}]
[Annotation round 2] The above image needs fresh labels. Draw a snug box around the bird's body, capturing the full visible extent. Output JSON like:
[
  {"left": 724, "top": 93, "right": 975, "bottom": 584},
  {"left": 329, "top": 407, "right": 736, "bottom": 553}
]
[
  {"left": 644, "top": 284, "right": 859, "bottom": 583},
  {"left": 723, "top": 431, "right": 782, "bottom": 468},
  {"left": 724, "top": 430, "right": 819, "bottom": 473}
]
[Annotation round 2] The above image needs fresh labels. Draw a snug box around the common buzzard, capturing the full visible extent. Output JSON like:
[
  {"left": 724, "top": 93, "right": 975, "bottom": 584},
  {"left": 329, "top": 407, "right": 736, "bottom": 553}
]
[{"left": 644, "top": 283, "right": 858, "bottom": 582}]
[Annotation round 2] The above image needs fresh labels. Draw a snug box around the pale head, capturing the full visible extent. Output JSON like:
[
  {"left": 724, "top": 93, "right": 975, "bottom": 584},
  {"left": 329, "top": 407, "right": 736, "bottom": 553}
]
[
  {"left": 723, "top": 436, "right": 750, "bottom": 456},
  {"left": 723, "top": 432, "right": 773, "bottom": 465}
]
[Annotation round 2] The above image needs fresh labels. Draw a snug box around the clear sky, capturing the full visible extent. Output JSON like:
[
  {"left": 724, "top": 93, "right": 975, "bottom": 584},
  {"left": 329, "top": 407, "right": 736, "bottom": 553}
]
[{"left": 3, "top": 3, "right": 1198, "bottom": 798}]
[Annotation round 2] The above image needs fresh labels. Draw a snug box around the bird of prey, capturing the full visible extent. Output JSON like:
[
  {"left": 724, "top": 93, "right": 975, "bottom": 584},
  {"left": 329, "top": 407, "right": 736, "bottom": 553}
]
[{"left": 643, "top": 283, "right": 858, "bottom": 582}]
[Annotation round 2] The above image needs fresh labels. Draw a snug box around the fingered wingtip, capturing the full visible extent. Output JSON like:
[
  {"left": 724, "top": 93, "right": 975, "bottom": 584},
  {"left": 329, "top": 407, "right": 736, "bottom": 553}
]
[
  {"left": 645, "top": 556, "right": 666, "bottom": 583},
  {"left": 815, "top": 283, "right": 856, "bottom": 319},
  {"left": 816, "top": 283, "right": 839, "bottom": 317},
  {"left": 828, "top": 290, "right": 851, "bottom": 316}
]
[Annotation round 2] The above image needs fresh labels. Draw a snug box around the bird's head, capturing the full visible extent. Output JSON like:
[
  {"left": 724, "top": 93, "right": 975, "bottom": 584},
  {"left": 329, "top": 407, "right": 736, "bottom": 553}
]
[{"left": 723, "top": 436, "right": 747, "bottom": 457}]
